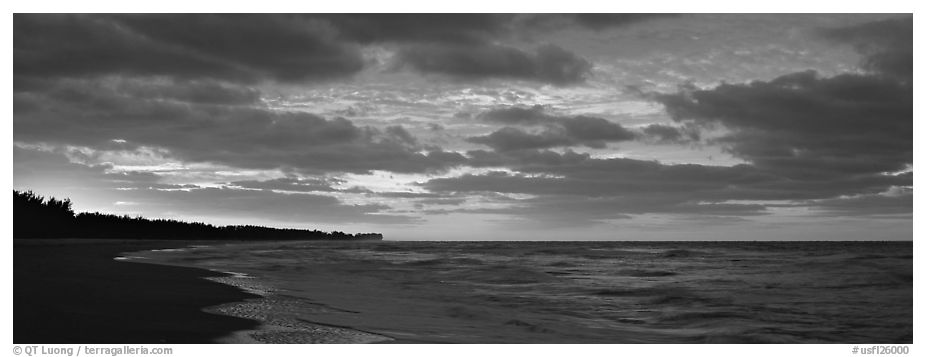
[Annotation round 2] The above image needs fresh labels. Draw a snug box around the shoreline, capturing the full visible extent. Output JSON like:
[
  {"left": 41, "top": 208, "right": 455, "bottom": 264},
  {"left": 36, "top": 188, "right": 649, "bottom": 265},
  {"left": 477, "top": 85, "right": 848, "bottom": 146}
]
[
  {"left": 122, "top": 244, "right": 398, "bottom": 344},
  {"left": 14, "top": 239, "right": 262, "bottom": 343}
]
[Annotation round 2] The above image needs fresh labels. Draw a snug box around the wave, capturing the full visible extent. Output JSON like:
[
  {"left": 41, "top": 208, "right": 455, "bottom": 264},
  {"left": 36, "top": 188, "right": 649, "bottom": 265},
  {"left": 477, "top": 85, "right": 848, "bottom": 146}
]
[
  {"left": 401, "top": 257, "right": 484, "bottom": 267},
  {"left": 658, "top": 249, "right": 705, "bottom": 258},
  {"left": 618, "top": 269, "right": 677, "bottom": 277},
  {"left": 546, "top": 261, "right": 576, "bottom": 267},
  {"left": 503, "top": 319, "right": 555, "bottom": 334},
  {"left": 656, "top": 311, "right": 748, "bottom": 323},
  {"left": 124, "top": 240, "right": 912, "bottom": 343},
  {"left": 442, "top": 265, "right": 557, "bottom": 285}
]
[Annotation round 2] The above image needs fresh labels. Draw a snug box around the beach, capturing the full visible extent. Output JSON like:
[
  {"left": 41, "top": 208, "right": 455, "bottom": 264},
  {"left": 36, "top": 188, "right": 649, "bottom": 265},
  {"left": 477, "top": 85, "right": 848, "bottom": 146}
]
[{"left": 14, "top": 239, "right": 260, "bottom": 343}]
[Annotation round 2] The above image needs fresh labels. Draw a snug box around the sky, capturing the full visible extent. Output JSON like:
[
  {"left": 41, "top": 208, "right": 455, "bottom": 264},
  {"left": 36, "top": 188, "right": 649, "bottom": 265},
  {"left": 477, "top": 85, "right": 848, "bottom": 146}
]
[{"left": 12, "top": 13, "right": 913, "bottom": 240}]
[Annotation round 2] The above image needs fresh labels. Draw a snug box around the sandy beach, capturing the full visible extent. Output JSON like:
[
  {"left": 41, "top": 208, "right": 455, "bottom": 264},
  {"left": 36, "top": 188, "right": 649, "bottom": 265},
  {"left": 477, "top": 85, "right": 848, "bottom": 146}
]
[{"left": 14, "top": 239, "right": 261, "bottom": 343}]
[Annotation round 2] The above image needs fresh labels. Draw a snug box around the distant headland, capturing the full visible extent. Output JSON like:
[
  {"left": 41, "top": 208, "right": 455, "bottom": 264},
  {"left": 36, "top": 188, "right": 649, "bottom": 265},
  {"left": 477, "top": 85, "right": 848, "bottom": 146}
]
[{"left": 13, "top": 190, "right": 383, "bottom": 241}]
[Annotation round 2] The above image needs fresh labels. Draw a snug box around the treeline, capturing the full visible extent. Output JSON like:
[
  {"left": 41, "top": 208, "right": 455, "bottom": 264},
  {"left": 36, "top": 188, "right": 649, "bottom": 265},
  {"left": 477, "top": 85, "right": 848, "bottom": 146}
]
[{"left": 13, "top": 190, "right": 383, "bottom": 241}]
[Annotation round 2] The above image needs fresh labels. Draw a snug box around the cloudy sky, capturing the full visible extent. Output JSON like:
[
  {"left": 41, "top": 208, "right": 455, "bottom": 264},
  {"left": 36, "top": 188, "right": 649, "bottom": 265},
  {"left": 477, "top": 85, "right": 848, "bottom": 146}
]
[{"left": 13, "top": 13, "right": 912, "bottom": 240}]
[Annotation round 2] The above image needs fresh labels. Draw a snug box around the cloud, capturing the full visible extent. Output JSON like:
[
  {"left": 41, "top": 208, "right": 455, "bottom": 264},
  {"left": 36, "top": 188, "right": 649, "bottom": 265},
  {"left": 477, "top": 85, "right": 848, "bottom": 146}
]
[
  {"left": 518, "top": 14, "right": 678, "bottom": 32},
  {"left": 581, "top": 17, "right": 915, "bottom": 221},
  {"left": 421, "top": 170, "right": 767, "bottom": 225},
  {"left": 17, "top": 77, "right": 263, "bottom": 109},
  {"left": 820, "top": 16, "right": 912, "bottom": 80},
  {"left": 426, "top": 155, "right": 765, "bottom": 198},
  {"left": 467, "top": 127, "right": 576, "bottom": 151},
  {"left": 394, "top": 43, "right": 592, "bottom": 85},
  {"left": 114, "top": 187, "right": 418, "bottom": 225},
  {"left": 317, "top": 14, "right": 513, "bottom": 44},
  {"left": 464, "top": 148, "right": 592, "bottom": 169},
  {"left": 14, "top": 14, "right": 674, "bottom": 87},
  {"left": 560, "top": 116, "right": 637, "bottom": 142},
  {"left": 475, "top": 104, "right": 553, "bottom": 125},
  {"left": 319, "top": 14, "right": 670, "bottom": 43},
  {"left": 466, "top": 106, "right": 636, "bottom": 151},
  {"left": 228, "top": 177, "right": 343, "bottom": 193},
  {"left": 654, "top": 70, "right": 911, "bottom": 180},
  {"left": 118, "top": 79, "right": 263, "bottom": 106},
  {"left": 13, "top": 145, "right": 202, "bottom": 192},
  {"left": 640, "top": 124, "right": 700, "bottom": 144},
  {"left": 14, "top": 77, "right": 467, "bottom": 175},
  {"left": 384, "top": 125, "right": 418, "bottom": 146},
  {"left": 419, "top": 148, "right": 911, "bottom": 223},
  {"left": 317, "top": 14, "right": 665, "bottom": 85},
  {"left": 648, "top": 17, "right": 911, "bottom": 182},
  {"left": 14, "top": 14, "right": 365, "bottom": 84},
  {"left": 416, "top": 197, "right": 468, "bottom": 206},
  {"left": 14, "top": 14, "right": 913, "bottom": 230},
  {"left": 804, "top": 186, "right": 912, "bottom": 217},
  {"left": 570, "top": 14, "right": 677, "bottom": 30},
  {"left": 14, "top": 147, "right": 415, "bottom": 225},
  {"left": 14, "top": 146, "right": 127, "bottom": 190}
]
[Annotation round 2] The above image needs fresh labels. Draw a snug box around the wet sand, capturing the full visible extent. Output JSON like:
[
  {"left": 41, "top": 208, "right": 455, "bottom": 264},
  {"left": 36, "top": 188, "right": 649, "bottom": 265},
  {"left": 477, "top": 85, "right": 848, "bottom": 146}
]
[{"left": 14, "top": 239, "right": 261, "bottom": 343}]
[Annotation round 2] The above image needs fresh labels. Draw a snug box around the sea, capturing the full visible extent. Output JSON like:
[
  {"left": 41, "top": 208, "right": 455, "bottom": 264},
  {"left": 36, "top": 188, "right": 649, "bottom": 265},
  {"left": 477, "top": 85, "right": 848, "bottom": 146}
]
[{"left": 121, "top": 240, "right": 913, "bottom": 344}]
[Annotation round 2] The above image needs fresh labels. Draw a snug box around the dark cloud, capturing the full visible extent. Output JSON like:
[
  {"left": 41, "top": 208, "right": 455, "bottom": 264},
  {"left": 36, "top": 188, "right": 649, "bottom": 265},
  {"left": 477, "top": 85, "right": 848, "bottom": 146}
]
[
  {"left": 384, "top": 125, "right": 418, "bottom": 146},
  {"left": 425, "top": 157, "right": 765, "bottom": 198},
  {"left": 422, "top": 170, "right": 767, "bottom": 225},
  {"left": 476, "top": 104, "right": 553, "bottom": 125},
  {"left": 518, "top": 14, "right": 677, "bottom": 32},
  {"left": 467, "top": 127, "right": 575, "bottom": 152},
  {"left": 317, "top": 14, "right": 513, "bottom": 44},
  {"left": 560, "top": 116, "right": 636, "bottom": 142},
  {"left": 655, "top": 70, "right": 911, "bottom": 180},
  {"left": 16, "top": 77, "right": 262, "bottom": 107},
  {"left": 14, "top": 14, "right": 913, "bottom": 229},
  {"left": 14, "top": 14, "right": 671, "bottom": 86},
  {"left": 805, "top": 187, "right": 912, "bottom": 217},
  {"left": 571, "top": 14, "right": 676, "bottom": 30},
  {"left": 14, "top": 14, "right": 365, "bottom": 84},
  {"left": 317, "top": 14, "right": 664, "bottom": 85},
  {"left": 120, "top": 14, "right": 366, "bottom": 82},
  {"left": 419, "top": 148, "right": 910, "bottom": 222},
  {"left": 592, "top": 17, "right": 915, "bottom": 220},
  {"left": 820, "top": 16, "right": 912, "bottom": 80},
  {"left": 395, "top": 43, "right": 592, "bottom": 85},
  {"left": 466, "top": 106, "right": 636, "bottom": 150},
  {"left": 531, "top": 45, "right": 595, "bottom": 85},
  {"left": 14, "top": 78, "right": 467, "bottom": 175},
  {"left": 319, "top": 13, "right": 666, "bottom": 43},
  {"left": 117, "top": 79, "right": 263, "bottom": 106},
  {"left": 653, "top": 16, "right": 913, "bottom": 180},
  {"left": 514, "top": 196, "right": 764, "bottom": 226}
]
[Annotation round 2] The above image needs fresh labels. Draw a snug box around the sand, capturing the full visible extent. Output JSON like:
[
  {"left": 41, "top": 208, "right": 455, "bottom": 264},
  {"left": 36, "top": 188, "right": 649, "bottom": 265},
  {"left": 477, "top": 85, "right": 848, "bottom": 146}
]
[{"left": 14, "top": 239, "right": 261, "bottom": 343}]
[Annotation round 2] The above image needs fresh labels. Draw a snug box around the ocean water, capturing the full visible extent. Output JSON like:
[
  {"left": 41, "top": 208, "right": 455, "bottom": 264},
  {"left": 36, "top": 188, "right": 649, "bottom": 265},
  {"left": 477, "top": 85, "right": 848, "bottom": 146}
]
[{"left": 124, "top": 241, "right": 913, "bottom": 344}]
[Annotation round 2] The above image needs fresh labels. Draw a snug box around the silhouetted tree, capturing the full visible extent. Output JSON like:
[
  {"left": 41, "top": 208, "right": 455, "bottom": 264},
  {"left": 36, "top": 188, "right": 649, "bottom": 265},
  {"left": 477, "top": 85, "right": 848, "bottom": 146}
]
[
  {"left": 13, "top": 190, "right": 383, "bottom": 241},
  {"left": 14, "top": 190, "right": 75, "bottom": 238}
]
